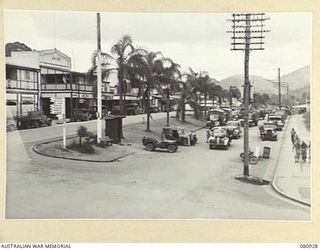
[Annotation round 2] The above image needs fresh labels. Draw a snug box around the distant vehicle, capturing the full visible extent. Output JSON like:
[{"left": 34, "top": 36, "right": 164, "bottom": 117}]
[
  {"left": 142, "top": 137, "right": 178, "bottom": 153},
  {"left": 259, "top": 109, "right": 270, "bottom": 119},
  {"left": 6, "top": 118, "right": 17, "bottom": 132},
  {"left": 248, "top": 111, "right": 260, "bottom": 126},
  {"left": 280, "top": 106, "right": 291, "bottom": 115},
  {"left": 259, "top": 122, "right": 278, "bottom": 141},
  {"left": 18, "top": 111, "right": 52, "bottom": 129},
  {"left": 125, "top": 103, "right": 141, "bottom": 115},
  {"left": 207, "top": 108, "right": 226, "bottom": 128},
  {"left": 71, "top": 108, "right": 97, "bottom": 122},
  {"left": 162, "top": 127, "right": 197, "bottom": 146},
  {"left": 149, "top": 105, "right": 159, "bottom": 113},
  {"left": 239, "top": 111, "right": 260, "bottom": 127},
  {"left": 267, "top": 115, "right": 284, "bottom": 131},
  {"left": 226, "top": 120, "right": 242, "bottom": 139},
  {"left": 208, "top": 126, "right": 232, "bottom": 150}
]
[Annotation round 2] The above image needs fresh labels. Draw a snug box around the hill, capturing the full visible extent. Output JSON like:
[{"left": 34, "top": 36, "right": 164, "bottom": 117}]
[
  {"left": 218, "top": 65, "right": 310, "bottom": 96},
  {"left": 280, "top": 65, "right": 310, "bottom": 90},
  {"left": 219, "top": 74, "right": 277, "bottom": 95}
]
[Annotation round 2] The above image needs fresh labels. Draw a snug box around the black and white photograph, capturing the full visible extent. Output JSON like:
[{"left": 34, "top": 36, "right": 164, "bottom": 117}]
[{"left": 4, "top": 10, "right": 311, "bottom": 220}]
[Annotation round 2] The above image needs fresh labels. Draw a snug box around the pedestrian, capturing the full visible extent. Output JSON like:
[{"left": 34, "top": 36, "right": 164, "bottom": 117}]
[
  {"left": 290, "top": 128, "right": 296, "bottom": 144},
  {"left": 301, "top": 140, "right": 308, "bottom": 163},
  {"left": 308, "top": 141, "right": 311, "bottom": 163},
  {"left": 294, "top": 135, "right": 301, "bottom": 145},
  {"left": 206, "top": 128, "right": 211, "bottom": 143},
  {"left": 292, "top": 140, "right": 301, "bottom": 163}
]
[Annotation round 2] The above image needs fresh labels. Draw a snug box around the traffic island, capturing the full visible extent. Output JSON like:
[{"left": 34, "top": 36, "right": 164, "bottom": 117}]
[
  {"left": 33, "top": 137, "right": 136, "bottom": 162},
  {"left": 235, "top": 175, "right": 270, "bottom": 185}
]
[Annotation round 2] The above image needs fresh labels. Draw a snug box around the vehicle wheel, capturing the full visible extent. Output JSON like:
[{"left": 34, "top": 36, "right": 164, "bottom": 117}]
[
  {"left": 145, "top": 143, "right": 154, "bottom": 151},
  {"left": 167, "top": 144, "right": 177, "bottom": 153},
  {"left": 47, "top": 120, "right": 52, "bottom": 126},
  {"left": 33, "top": 121, "right": 40, "bottom": 128},
  {"left": 249, "top": 156, "right": 258, "bottom": 165},
  {"left": 240, "top": 153, "right": 244, "bottom": 159},
  {"left": 209, "top": 145, "right": 213, "bottom": 150},
  {"left": 183, "top": 138, "right": 189, "bottom": 146}
]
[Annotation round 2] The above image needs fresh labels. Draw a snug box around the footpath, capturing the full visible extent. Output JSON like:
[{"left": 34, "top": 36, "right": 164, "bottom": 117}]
[{"left": 272, "top": 114, "right": 311, "bottom": 206}]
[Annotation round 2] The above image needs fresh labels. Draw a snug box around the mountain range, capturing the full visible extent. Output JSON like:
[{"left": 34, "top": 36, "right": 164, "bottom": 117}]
[{"left": 219, "top": 65, "right": 310, "bottom": 96}]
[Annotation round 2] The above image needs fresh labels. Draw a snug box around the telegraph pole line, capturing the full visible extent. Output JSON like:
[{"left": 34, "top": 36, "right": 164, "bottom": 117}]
[
  {"left": 278, "top": 68, "right": 281, "bottom": 109},
  {"left": 228, "top": 13, "right": 270, "bottom": 177},
  {"left": 270, "top": 68, "right": 287, "bottom": 108}
]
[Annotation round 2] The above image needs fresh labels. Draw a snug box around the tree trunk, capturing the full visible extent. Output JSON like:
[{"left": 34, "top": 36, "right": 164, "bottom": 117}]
[
  {"left": 182, "top": 98, "right": 185, "bottom": 122},
  {"left": 146, "top": 82, "right": 151, "bottom": 131},
  {"left": 204, "top": 92, "right": 207, "bottom": 116}
]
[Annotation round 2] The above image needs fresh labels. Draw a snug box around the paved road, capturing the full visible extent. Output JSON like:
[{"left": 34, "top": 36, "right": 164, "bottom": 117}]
[{"left": 5, "top": 115, "right": 310, "bottom": 220}]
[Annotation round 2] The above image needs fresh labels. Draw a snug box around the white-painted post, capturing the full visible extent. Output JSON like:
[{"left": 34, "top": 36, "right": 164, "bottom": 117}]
[
  {"left": 96, "top": 13, "right": 102, "bottom": 143},
  {"left": 97, "top": 50, "right": 102, "bottom": 143},
  {"left": 62, "top": 98, "right": 66, "bottom": 149}
]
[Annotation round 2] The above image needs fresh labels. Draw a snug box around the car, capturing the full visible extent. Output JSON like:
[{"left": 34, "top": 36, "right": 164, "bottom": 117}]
[
  {"left": 125, "top": 103, "right": 141, "bottom": 115},
  {"left": 267, "top": 115, "right": 284, "bottom": 131},
  {"left": 162, "top": 127, "right": 197, "bottom": 146},
  {"left": 259, "top": 122, "right": 278, "bottom": 141},
  {"left": 149, "top": 105, "right": 159, "bottom": 113},
  {"left": 142, "top": 137, "right": 178, "bottom": 153},
  {"left": 208, "top": 126, "right": 232, "bottom": 150},
  {"left": 226, "top": 120, "right": 242, "bottom": 139}
]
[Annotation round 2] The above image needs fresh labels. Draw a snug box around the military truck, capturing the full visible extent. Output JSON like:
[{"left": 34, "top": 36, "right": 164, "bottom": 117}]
[{"left": 18, "top": 111, "right": 52, "bottom": 129}]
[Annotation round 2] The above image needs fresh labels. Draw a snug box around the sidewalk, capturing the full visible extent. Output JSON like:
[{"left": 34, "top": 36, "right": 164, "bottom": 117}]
[{"left": 272, "top": 114, "right": 311, "bottom": 206}]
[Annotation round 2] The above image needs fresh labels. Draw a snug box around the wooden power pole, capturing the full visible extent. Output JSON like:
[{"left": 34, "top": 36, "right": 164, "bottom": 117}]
[
  {"left": 278, "top": 68, "right": 281, "bottom": 109},
  {"left": 228, "top": 13, "right": 269, "bottom": 176}
]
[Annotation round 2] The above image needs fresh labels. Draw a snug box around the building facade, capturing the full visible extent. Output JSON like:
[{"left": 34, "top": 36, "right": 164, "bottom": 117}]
[{"left": 6, "top": 48, "right": 113, "bottom": 120}]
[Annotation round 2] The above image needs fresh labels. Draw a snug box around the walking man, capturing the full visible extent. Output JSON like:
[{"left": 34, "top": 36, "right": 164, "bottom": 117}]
[
  {"left": 290, "top": 128, "right": 296, "bottom": 144},
  {"left": 301, "top": 140, "right": 308, "bottom": 163},
  {"left": 292, "top": 140, "right": 301, "bottom": 163},
  {"left": 206, "top": 128, "right": 211, "bottom": 143}
]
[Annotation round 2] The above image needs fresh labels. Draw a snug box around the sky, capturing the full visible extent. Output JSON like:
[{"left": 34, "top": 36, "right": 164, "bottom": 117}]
[{"left": 4, "top": 10, "right": 312, "bottom": 84}]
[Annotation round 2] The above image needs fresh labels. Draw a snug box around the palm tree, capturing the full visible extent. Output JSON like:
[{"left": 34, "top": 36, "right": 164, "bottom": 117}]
[{"left": 111, "top": 35, "right": 136, "bottom": 115}]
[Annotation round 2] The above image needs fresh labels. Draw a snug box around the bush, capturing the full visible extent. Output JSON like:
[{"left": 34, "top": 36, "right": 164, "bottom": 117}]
[
  {"left": 67, "top": 142, "right": 95, "bottom": 154},
  {"left": 77, "top": 125, "right": 89, "bottom": 145}
]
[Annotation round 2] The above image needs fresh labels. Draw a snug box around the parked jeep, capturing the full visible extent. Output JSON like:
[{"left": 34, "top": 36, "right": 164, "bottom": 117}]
[
  {"left": 142, "top": 137, "right": 178, "bottom": 153},
  {"left": 162, "top": 127, "right": 197, "bottom": 146}
]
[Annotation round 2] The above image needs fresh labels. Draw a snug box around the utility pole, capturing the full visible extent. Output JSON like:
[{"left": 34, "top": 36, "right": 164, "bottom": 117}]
[
  {"left": 96, "top": 13, "right": 102, "bottom": 143},
  {"left": 271, "top": 68, "right": 287, "bottom": 108},
  {"left": 228, "top": 13, "right": 269, "bottom": 176},
  {"left": 278, "top": 68, "right": 281, "bottom": 109}
]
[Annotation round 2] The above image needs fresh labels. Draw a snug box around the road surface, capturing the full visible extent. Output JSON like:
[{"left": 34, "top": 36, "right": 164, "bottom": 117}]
[{"left": 5, "top": 113, "right": 310, "bottom": 220}]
